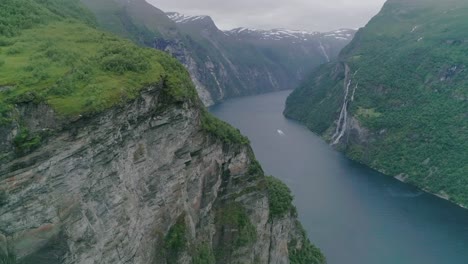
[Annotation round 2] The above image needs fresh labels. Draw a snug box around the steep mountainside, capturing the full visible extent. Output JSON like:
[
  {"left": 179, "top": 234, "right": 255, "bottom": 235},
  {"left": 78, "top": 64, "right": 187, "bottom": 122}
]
[
  {"left": 0, "top": 0, "right": 324, "bottom": 263},
  {"left": 166, "top": 12, "right": 355, "bottom": 105},
  {"left": 285, "top": 0, "right": 468, "bottom": 206},
  {"left": 80, "top": 0, "right": 354, "bottom": 105}
]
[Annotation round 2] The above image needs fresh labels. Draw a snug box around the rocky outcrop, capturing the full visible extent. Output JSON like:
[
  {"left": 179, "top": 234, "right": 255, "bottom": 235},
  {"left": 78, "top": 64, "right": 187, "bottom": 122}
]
[{"left": 0, "top": 83, "right": 319, "bottom": 263}]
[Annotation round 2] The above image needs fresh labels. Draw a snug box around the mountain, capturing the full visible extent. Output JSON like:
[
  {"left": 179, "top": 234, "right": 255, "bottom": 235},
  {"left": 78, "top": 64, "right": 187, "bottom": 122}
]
[
  {"left": 166, "top": 12, "right": 355, "bottom": 105},
  {"left": 79, "top": 0, "right": 355, "bottom": 105},
  {"left": 0, "top": 0, "right": 323, "bottom": 263},
  {"left": 285, "top": 0, "right": 468, "bottom": 207}
]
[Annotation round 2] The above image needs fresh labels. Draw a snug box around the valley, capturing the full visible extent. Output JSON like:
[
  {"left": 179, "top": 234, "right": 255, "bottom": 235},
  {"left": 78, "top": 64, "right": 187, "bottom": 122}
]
[{"left": 0, "top": 0, "right": 466, "bottom": 263}]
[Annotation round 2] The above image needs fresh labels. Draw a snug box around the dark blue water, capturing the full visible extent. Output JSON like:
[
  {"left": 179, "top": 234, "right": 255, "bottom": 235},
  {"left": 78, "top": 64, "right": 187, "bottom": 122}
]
[{"left": 210, "top": 90, "right": 468, "bottom": 264}]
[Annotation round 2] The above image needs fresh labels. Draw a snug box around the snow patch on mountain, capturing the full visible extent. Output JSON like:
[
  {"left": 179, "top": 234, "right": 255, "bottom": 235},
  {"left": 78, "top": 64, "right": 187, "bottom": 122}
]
[
  {"left": 166, "top": 12, "right": 210, "bottom": 24},
  {"left": 322, "top": 29, "right": 355, "bottom": 40},
  {"left": 225, "top": 27, "right": 322, "bottom": 41},
  {"left": 166, "top": 12, "right": 355, "bottom": 42}
]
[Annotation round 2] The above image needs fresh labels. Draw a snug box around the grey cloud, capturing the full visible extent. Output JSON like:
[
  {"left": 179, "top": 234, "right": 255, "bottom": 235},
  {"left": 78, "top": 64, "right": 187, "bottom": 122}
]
[{"left": 147, "top": 0, "right": 387, "bottom": 31}]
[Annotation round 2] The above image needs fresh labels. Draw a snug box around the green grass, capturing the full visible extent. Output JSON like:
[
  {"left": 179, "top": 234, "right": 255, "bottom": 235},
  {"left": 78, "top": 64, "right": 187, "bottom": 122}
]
[
  {"left": 80, "top": 0, "right": 177, "bottom": 44},
  {"left": 0, "top": 0, "right": 196, "bottom": 123},
  {"left": 0, "top": 21, "right": 190, "bottom": 118},
  {"left": 266, "top": 176, "right": 294, "bottom": 220},
  {"left": 285, "top": 0, "right": 468, "bottom": 206}
]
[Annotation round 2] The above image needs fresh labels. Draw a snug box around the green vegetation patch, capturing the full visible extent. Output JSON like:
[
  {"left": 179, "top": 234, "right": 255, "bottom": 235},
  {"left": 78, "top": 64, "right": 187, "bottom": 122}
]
[
  {"left": 13, "top": 127, "right": 42, "bottom": 154},
  {"left": 163, "top": 215, "right": 187, "bottom": 263},
  {"left": 201, "top": 111, "right": 250, "bottom": 145},
  {"left": 289, "top": 243, "right": 325, "bottom": 264},
  {"left": 0, "top": 0, "right": 196, "bottom": 122},
  {"left": 192, "top": 244, "right": 216, "bottom": 264},
  {"left": 288, "top": 222, "right": 325, "bottom": 264},
  {"left": 0, "top": 0, "right": 94, "bottom": 37},
  {"left": 215, "top": 202, "right": 257, "bottom": 260},
  {"left": 266, "top": 176, "right": 294, "bottom": 220}
]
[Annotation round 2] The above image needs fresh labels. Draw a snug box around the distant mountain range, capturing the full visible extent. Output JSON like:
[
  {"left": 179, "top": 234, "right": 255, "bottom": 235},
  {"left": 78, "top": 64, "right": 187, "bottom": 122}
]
[
  {"left": 167, "top": 12, "right": 354, "bottom": 42},
  {"left": 80, "top": 0, "right": 355, "bottom": 105},
  {"left": 162, "top": 11, "right": 355, "bottom": 105}
]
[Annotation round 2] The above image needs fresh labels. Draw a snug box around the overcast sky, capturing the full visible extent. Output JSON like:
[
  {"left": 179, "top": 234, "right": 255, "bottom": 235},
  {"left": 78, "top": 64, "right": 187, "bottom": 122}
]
[{"left": 147, "top": 0, "right": 387, "bottom": 32}]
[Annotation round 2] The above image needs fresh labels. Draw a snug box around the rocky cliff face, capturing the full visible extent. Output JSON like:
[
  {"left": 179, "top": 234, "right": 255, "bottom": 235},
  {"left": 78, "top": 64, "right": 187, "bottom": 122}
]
[{"left": 0, "top": 83, "right": 321, "bottom": 263}]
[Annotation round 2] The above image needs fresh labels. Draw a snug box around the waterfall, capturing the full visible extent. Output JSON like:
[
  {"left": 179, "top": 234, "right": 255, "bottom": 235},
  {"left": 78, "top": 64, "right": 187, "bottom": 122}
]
[
  {"left": 331, "top": 65, "right": 358, "bottom": 145},
  {"left": 319, "top": 41, "right": 330, "bottom": 63}
]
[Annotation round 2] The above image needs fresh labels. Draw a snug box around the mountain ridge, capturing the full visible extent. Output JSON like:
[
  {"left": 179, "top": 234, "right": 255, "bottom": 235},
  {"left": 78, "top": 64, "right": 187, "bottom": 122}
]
[
  {"left": 163, "top": 10, "right": 356, "bottom": 105},
  {"left": 285, "top": 0, "right": 468, "bottom": 207},
  {"left": 81, "top": 0, "right": 355, "bottom": 106}
]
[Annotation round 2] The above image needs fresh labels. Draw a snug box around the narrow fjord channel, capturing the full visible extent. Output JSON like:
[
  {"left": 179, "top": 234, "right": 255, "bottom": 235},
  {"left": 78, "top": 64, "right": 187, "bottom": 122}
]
[{"left": 210, "top": 90, "right": 468, "bottom": 264}]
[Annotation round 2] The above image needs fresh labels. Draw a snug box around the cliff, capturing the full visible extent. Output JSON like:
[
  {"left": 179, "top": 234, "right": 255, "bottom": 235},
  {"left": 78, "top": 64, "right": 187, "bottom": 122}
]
[
  {"left": 0, "top": 84, "right": 322, "bottom": 264},
  {"left": 285, "top": 0, "right": 468, "bottom": 207},
  {"left": 0, "top": 0, "right": 323, "bottom": 263}
]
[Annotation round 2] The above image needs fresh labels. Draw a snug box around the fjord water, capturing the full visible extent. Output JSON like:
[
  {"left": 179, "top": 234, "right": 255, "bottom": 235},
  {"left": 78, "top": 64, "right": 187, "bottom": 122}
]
[{"left": 210, "top": 91, "right": 468, "bottom": 264}]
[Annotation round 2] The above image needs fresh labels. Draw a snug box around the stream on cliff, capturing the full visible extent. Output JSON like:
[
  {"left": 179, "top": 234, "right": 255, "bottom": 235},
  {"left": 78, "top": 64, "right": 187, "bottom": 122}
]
[{"left": 210, "top": 90, "right": 468, "bottom": 264}]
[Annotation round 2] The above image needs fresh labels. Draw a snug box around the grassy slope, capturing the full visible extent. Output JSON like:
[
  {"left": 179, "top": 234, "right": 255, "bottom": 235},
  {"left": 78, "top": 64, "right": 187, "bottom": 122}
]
[
  {"left": 285, "top": 0, "right": 468, "bottom": 205},
  {"left": 0, "top": 0, "right": 195, "bottom": 122},
  {"left": 80, "top": 0, "right": 178, "bottom": 44}
]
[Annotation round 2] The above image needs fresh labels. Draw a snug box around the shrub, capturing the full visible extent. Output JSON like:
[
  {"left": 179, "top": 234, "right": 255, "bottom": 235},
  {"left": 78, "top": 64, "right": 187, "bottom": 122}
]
[
  {"left": 201, "top": 111, "right": 249, "bottom": 145},
  {"left": 289, "top": 239, "right": 326, "bottom": 264},
  {"left": 266, "top": 176, "right": 294, "bottom": 220},
  {"left": 192, "top": 244, "right": 215, "bottom": 264},
  {"left": 288, "top": 223, "right": 326, "bottom": 264},
  {"left": 5, "top": 46, "right": 22, "bottom": 55},
  {"left": 99, "top": 43, "right": 150, "bottom": 74},
  {"left": 164, "top": 215, "right": 187, "bottom": 263},
  {"left": 13, "top": 127, "right": 42, "bottom": 154},
  {"left": 216, "top": 203, "right": 256, "bottom": 248},
  {"left": 0, "top": 38, "right": 13, "bottom": 47},
  {"left": 248, "top": 158, "right": 263, "bottom": 177},
  {"left": 214, "top": 202, "right": 257, "bottom": 260}
]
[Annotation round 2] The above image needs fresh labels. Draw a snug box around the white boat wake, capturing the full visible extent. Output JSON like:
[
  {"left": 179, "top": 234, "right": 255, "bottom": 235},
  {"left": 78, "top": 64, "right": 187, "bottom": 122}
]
[{"left": 277, "top": 129, "right": 285, "bottom": 136}]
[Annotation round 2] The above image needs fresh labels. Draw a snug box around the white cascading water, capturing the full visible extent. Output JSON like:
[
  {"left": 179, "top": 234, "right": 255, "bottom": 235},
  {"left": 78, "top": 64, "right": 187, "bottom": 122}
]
[
  {"left": 331, "top": 65, "right": 359, "bottom": 145},
  {"left": 319, "top": 41, "right": 330, "bottom": 63}
]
